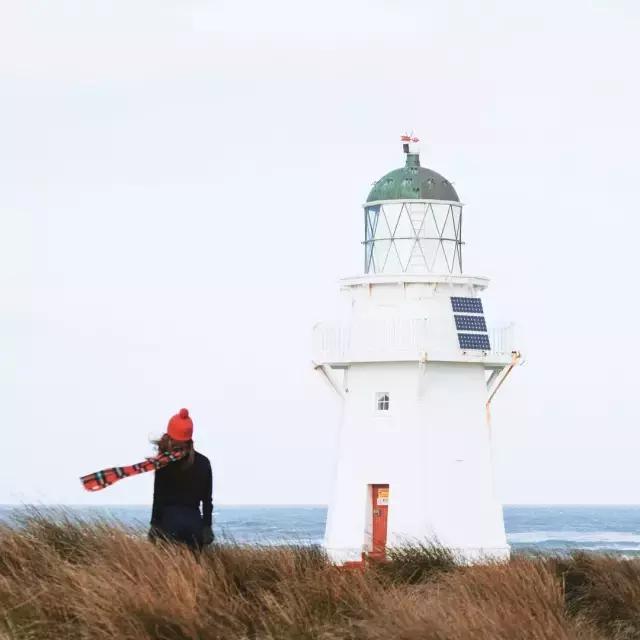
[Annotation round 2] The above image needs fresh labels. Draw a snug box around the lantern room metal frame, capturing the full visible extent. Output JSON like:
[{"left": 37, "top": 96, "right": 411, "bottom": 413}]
[{"left": 363, "top": 199, "right": 463, "bottom": 275}]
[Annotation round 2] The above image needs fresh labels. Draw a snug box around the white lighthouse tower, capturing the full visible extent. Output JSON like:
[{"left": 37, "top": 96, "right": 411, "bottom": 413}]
[{"left": 313, "top": 137, "right": 520, "bottom": 564}]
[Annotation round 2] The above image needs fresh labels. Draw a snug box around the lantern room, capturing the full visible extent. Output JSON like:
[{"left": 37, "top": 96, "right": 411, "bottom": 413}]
[{"left": 364, "top": 144, "right": 463, "bottom": 275}]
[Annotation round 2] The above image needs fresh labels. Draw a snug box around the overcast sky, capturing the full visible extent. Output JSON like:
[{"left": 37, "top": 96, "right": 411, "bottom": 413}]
[{"left": 2, "top": 0, "right": 640, "bottom": 506}]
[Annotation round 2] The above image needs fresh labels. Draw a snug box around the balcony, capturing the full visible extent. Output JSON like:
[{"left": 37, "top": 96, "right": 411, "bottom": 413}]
[{"left": 312, "top": 319, "right": 516, "bottom": 368}]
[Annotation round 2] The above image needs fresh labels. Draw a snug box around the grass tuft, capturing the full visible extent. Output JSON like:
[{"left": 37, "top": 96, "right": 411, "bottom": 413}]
[
  {"left": 0, "top": 513, "right": 639, "bottom": 639},
  {"left": 375, "top": 540, "right": 458, "bottom": 584},
  {"left": 553, "top": 551, "right": 640, "bottom": 639}
]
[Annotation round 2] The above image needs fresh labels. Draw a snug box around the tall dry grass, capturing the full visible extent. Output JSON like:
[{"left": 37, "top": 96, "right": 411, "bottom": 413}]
[{"left": 0, "top": 512, "right": 637, "bottom": 639}]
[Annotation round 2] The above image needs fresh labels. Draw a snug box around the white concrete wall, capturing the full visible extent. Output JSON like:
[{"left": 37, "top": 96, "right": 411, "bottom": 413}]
[
  {"left": 324, "top": 361, "right": 507, "bottom": 562},
  {"left": 322, "top": 277, "right": 509, "bottom": 563}
]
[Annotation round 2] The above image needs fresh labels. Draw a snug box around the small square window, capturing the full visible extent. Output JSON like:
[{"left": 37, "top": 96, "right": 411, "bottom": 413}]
[{"left": 376, "top": 392, "right": 390, "bottom": 412}]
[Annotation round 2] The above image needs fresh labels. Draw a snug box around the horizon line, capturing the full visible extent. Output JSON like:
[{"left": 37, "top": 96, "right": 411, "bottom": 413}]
[{"left": 4, "top": 503, "right": 640, "bottom": 508}]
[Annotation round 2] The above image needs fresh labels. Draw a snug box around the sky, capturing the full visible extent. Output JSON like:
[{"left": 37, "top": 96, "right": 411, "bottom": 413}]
[{"left": 2, "top": 0, "right": 640, "bottom": 506}]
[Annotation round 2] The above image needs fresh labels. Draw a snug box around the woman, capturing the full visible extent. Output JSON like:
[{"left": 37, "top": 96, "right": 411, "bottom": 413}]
[{"left": 149, "top": 408, "right": 214, "bottom": 550}]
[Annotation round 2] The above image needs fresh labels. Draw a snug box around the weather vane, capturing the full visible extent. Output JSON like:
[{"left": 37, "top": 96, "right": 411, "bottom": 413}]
[{"left": 400, "top": 131, "right": 420, "bottom": 153}]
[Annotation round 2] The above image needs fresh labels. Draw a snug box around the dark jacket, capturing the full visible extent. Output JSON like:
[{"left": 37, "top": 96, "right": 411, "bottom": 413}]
[{"left": 150, "top": 451, "right": 213, "bottom": 545}]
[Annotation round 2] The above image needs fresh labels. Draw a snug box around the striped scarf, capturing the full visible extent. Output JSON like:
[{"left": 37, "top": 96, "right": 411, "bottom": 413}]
[{"left": 80, "top": 448, "right": 189, "bottom": 492}]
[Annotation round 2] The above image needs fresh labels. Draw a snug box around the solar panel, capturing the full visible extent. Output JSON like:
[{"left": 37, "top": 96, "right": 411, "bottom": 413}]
[
  {"left": 454, "top": 314, "right": 488, "bottom": 332},
  {"left": 458, "top": 333, "right": 491, "bottom": 350},
  {"left": 451, "top": 297, "right": 483, "bottom": 313}
]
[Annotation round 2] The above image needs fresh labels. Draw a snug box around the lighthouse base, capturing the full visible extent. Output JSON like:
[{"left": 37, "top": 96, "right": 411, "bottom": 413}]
[{"left": 325, "top": 545, "right": 511, "bottom": 566}]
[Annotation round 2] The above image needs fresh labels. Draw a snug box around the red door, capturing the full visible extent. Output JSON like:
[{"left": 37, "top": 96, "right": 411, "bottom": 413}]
[{"left": 370, "top": 484, "right": 389, "bottom": 559}]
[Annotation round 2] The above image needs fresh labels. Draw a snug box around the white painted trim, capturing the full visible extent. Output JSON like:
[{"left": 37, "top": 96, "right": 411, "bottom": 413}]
[
  {"left": 318, "top": 354, "right": 515, "bottom": 368},
  {"left": 313, "top": 363, "right": 346, "bottom": 400},
  {"left": 340, "top": 273, "right": 490, "bottom": 288},
  {"left": 363, "top": 199, "right": 465, "bottom": 208}
]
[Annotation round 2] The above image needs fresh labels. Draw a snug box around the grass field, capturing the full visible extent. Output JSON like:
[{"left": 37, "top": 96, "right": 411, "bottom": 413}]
[{"left": 1, "top": 513, "right": 640, "bottom": 639}]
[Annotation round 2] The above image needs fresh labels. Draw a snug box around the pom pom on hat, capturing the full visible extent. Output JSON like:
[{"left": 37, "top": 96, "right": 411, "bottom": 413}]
[{"left": 167, "top": 408, "right": 194, "bottom": 442}]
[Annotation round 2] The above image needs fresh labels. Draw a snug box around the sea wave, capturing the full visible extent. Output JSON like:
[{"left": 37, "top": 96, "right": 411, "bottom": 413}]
[{"left": 508, "top": 531, "right": 640, "bottom": 545}]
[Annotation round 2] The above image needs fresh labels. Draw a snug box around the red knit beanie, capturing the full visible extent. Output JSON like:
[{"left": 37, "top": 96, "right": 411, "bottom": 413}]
[{"left": 167, "top": 408, "right": 193, "bottom": 442}]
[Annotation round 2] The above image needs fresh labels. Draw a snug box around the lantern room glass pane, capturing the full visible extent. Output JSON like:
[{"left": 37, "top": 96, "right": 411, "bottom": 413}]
[
  {"left": 394, "top": 206, "right": 414, "bottom": 239},
  {"left": 451, "top": 205, "right": 462, "bottom": 239},
  {"left": 422, "top": 207, "right": 440, "bottom": 238},
  {"left": 385, "top": 242, "right": 402, "bottom": 272},
  {"left": 430, "top": 204, "right": 450, "bottom": 232},
  {"left": 420, "top": 239, "right": 439, "bottom": 270},
  {"left": 366, "top": 206, "right": 380, "bottom": 243},
  {"left": 441, "top": 208, "right": 456, "bottom": 240},
  {"left": 408, "top": 202, "right": 427, "bottom": 234},
  {"left": 442, "top": 240, "right": 458, "bottom": 272},
  {"left": 372, "top": 240, "right": 391, "bottom": 272},
  {"left": 381, "top": 203, "right": 402, "bottom": 236},
  {"left": 365, "top": 241, "right": 374, "bottom": 272},
  {"left": 394, "top": 239, "right": 414, "bottom": 270},
  {"left": 407, "top": 241, "right": 426, "bottom": 272}
]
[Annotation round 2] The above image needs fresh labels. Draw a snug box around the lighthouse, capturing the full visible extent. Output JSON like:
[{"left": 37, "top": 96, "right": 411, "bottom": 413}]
[{"left": 313, "top": 137, "right": 520, "bottom": 564}]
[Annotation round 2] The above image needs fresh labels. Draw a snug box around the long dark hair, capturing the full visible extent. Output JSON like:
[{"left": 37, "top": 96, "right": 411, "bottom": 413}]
[{"left": 152, "top": 433, "right": 195, "bottom": 469}]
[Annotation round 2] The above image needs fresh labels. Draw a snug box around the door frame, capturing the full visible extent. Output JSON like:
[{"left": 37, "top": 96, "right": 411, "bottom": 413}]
[{"left": 365, "top": 483, "right": 389, "bottom": 558}]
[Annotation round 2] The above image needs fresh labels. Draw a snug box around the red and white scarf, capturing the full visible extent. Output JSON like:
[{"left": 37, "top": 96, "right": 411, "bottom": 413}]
[{"left": 80, "top": 449, "right": 188, "bottom": 492}]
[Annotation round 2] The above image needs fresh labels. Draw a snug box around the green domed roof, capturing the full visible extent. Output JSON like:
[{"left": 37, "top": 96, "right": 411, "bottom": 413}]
[{"left": 367, "top": 153, "right": 459, "bottom": 203}]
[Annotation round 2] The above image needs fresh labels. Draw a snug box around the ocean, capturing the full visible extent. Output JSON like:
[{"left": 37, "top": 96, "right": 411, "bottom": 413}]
[{"left": 2, "top": 505, "right": 640, "bottom": 554}]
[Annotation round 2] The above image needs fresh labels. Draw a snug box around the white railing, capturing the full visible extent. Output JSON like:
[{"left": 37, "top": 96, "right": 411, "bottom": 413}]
[
  {"left": 313, "top": 318, "right": 429, "bottom": 364},
  {"left": 313, "top": 320, "right": 516, "bottom": 364},
  {"left": 488, "top": 323, "right": 516, "bottom": 356}
]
